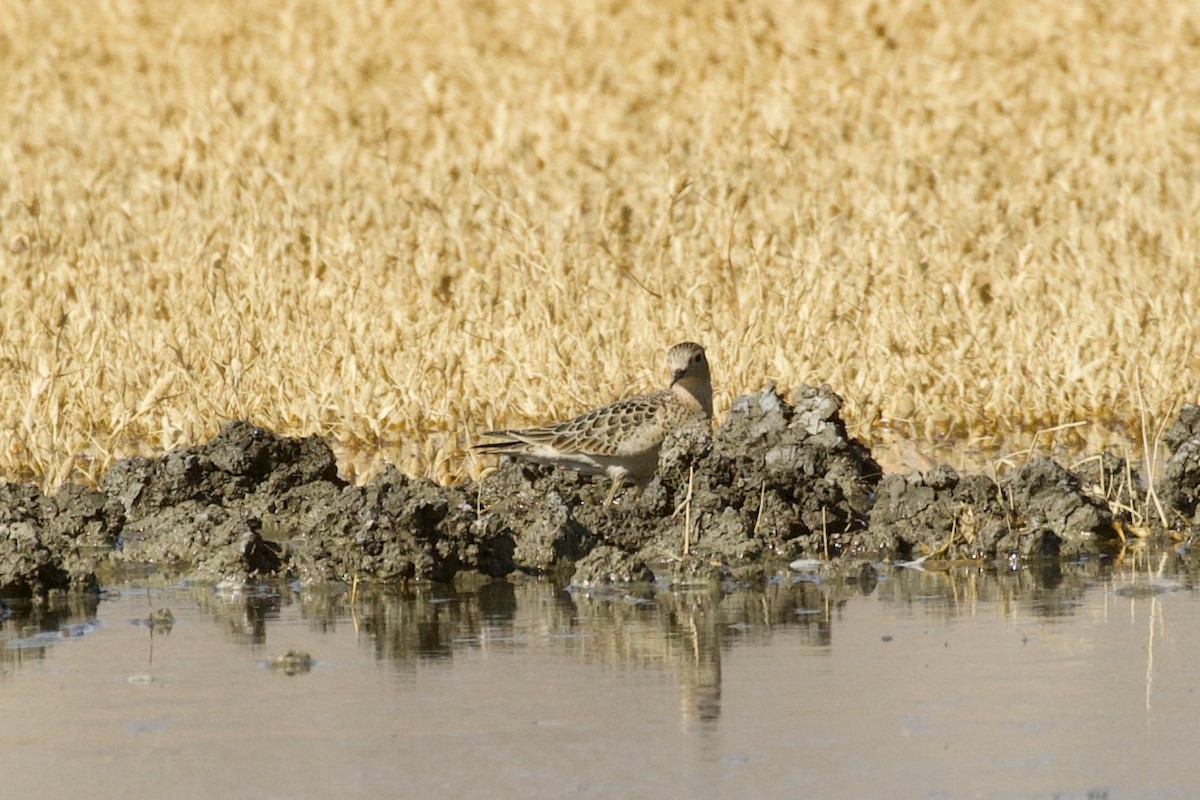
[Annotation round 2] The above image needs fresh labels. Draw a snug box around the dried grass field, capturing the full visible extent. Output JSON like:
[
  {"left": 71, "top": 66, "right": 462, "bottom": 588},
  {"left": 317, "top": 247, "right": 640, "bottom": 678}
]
[{"left": 1, "top": 0, "right": 1199, "bottom": 488}]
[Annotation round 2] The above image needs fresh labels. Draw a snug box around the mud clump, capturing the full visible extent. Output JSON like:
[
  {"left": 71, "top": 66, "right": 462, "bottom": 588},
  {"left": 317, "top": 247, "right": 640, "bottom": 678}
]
[
  {"left": 1156, "top": 404, "right": 1200, "bottom": 562},
  {"left": 571, "top": 545, "right": 654, "bottom": 586},
  {"left": 1005, "top": 458, "right": 1116, "bottom": 558},
  {"left": 97, "top": 422, "right": 514, "bottom": 585},
  {"left": 1158, "top": 404, "right": 1200, "bottom": 528},
  {"left": 868, "top": 459, "right": 1117, "bottom": 560},
  {"left": 287, "top": 466, "right": 514, "bottom": 584},
  {"left": 5, "top": 390, "right": 1199, "bottom": 592},
  {"left": 653, "top": 385, "right": 881, "bottom": 562},
  {"left": 0, "top": 482, "right": 119, "bottom": 596},
  {"left": 100, "top": 421, "right": 342, "bottom": 581},
  {"left": 868, "top": 466, "right": 1009, "bottom": 559},
  {"left": 474, "top": 462, "right": 596, "bottom": 573}
]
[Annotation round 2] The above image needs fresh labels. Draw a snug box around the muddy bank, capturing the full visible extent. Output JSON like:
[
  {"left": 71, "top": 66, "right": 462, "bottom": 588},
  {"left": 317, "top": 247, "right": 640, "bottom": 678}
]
[{"left": 4, "top": 389, "right": 1199, "bottom": 595}]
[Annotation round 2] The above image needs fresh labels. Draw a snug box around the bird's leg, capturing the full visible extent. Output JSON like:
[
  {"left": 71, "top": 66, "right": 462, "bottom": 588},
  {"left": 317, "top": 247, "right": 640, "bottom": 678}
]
[{"left": 604, "top": 476, "right": 624, "bottom": 506}]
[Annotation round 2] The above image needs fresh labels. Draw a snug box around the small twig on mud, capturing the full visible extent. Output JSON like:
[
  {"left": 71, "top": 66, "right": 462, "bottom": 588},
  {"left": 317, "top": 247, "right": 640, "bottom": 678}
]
[
  {"left": 752, "top": 481, "right": 766, "bottom": 538},
  {"left": 683, "top": 466, "right": 694, "bottom": 557},
  {"left": 1123, "top": 447, "right": 1135, "bottom": 512},
  {"left": 1073, "top": 453, "right": 1106, "bottom": 497},
  {"left": 1106, "top": 448, "right": 1148, "bottom": 538},
  {"left": 821, "top": 506, "right": 829, "bottom": 561},
  {"left": 931, "top": 514, "right": 959, "bottom": 559},
  {"left": 1076, "top": 453, "right": 1147, "bottom": 534},
  {"left": 1023, "top": 421, "right": 1088, "bottom": 467}
]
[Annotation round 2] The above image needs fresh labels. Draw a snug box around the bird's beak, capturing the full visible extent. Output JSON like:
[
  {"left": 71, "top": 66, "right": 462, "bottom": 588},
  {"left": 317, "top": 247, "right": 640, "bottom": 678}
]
[{"left": 671, "top": 369, "right": 687, "bottom": 385}]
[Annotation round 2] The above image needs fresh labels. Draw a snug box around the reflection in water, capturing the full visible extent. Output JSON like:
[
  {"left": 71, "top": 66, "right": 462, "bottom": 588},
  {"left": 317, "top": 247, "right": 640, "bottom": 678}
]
[
  {"left": 1, "top": 551, "right": 1193, "bottom": 726},
  {"left": 189, "top": 586, "right": 285, "bottom": 647},
  {"left": 876, "top": 550, "right": 1189, "bottom": 622},
  {"left": 0, "top": 593, "right": 101, "bottom": 674},
  {"left": 3, "top": 551, "right": 1197, "bottom": 800},
  {"left": 874, "top": 560, "right": 1087, "bottom": 619},
  {"left": 279, "top": 576, "right": 846, "bottom": 726}
]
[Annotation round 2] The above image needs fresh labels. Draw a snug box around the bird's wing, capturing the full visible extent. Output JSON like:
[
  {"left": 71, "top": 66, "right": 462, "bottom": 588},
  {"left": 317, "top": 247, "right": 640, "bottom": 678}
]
[{"left": 479, "top": 392, "right": 670, "bottom": 457}]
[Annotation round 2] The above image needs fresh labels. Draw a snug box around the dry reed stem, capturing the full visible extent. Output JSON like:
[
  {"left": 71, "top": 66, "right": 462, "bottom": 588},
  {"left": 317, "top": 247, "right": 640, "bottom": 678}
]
[
  {"left": 1134, "top": 368, "right": 1172, "bottom": 529},
  {"left": 683, "top": 465, "right": 694, "bottom": 557},
  {"left": 1, "top": 0, "right": 1198, "bottom": 489}
]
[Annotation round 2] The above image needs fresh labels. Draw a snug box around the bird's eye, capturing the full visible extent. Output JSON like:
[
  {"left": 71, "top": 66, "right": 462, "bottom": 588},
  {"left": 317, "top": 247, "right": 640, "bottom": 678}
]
[{"left": 694, "top": 353, "right": 704, "bottom": 363}]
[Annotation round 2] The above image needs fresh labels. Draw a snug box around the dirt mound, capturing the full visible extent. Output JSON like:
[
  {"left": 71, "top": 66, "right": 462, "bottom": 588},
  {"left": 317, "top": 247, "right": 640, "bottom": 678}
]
[
  {"left": 1154, "top": 402, "right": 1200, "bottom": 563},
  {"left": 1158, "top": 403, "right": 1200, "bottom": 528},
  {"left": 5, "top": 389, "right": 1193, "bottom": 594},
  {"left": 0, "top": 481, "right": 119, "bottom": 595},
  {"left": 98, "top": 421, "right": 340, "bottom": 581},
  {"left": 94, "top": 422, "right": 511, "bottom": 585},
  {"left": 867, "top": 466, "right": 1010, "bottom": 559},
  {"left": 473, "top": 384, "right": 884, "bottom": 574},
  {"left": 286, "top": 465, "right": 514, "bottom": 584},
  {"left": 868, "top": 458, "right": 1118, "bottom": 560}
]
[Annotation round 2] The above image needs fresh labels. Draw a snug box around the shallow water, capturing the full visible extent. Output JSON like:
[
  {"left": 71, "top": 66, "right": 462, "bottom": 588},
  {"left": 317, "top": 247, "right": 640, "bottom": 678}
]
[{"left": 1, "top": 554, "right": 1197, "bottom": 799}]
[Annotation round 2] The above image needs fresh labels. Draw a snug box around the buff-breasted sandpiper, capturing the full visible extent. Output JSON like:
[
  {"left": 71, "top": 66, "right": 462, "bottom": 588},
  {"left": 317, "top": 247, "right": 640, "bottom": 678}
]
[{"left": 476, "top": 342, "right": 713, "bottom": 504}]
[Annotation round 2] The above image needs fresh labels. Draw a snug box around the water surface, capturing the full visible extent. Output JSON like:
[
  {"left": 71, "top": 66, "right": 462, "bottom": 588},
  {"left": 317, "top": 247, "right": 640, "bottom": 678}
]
[{"left": 0, "top": 554, "right": 1195, "bottom": 799}]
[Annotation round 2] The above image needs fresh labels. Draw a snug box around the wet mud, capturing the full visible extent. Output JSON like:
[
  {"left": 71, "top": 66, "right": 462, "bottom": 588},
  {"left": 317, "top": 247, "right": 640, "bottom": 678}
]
[{"left": 4, "top": 387, "right": 1200, "bottom": 595}]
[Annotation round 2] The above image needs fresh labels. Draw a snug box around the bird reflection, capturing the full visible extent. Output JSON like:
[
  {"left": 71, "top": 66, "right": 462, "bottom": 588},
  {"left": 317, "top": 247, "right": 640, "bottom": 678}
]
[{"left": 95, "top": 557, "right": 1130, "bottom": 731}]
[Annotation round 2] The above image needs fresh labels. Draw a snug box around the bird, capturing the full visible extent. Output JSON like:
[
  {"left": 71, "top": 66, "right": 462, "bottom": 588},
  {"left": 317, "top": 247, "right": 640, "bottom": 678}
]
[{"left": 475, "top": 342, "right": 713, "bottom": 504}]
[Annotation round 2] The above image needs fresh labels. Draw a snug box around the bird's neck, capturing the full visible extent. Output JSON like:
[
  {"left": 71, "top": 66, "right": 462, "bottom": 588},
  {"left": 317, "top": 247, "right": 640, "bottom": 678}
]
[{"left": 672, "top": 380, "right": 713, "bottom": 418}]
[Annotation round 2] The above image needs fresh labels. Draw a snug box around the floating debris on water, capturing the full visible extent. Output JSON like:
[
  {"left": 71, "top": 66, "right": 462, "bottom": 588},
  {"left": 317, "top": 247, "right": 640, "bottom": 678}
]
[{"left": 266, "top": 649, "right": 315, "bottom": 676}]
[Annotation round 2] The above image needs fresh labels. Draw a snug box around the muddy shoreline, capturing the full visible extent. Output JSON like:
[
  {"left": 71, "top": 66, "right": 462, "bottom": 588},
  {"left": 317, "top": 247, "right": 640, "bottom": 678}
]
[{"left": 3, "top": 385, "right": 1199, "bottom": 596}]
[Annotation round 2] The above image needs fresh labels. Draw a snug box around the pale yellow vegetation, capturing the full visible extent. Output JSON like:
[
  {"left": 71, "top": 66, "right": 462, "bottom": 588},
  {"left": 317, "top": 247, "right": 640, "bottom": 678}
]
[{"left": 1, "top": 0, "right": 1198, "bottom": 488}]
